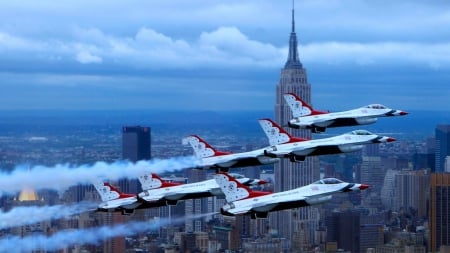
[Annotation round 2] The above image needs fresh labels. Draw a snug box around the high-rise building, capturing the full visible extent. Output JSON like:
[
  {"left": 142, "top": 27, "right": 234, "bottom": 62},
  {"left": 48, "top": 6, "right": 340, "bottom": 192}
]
[
  {"left": 272, "top": 4, "right": 320, "bottom": 242},
  {"left": 184, "top": 169, "right": 208, "bottom": 232},
  {"left": 359, "top": 156, "right": 385, "bottom": 209},
  {"left": 429, "top": 173, "right": 450, "bottom": 252},
  {"left": 326, "top": 210, "right": 361, "bottom": 253},
  {"left": 122, "top": 126, "right": 151, "bottom": 162},
  {"left": 393, "top": 170, "right": 429, "bottom": 218},
  {"left": 121, "top": 126, "right": 151, "bottom": 194},
  {"left": 381, "top": 169, "right": 429, "bottom": 217},
  {"left": 435, "top": 125, "right": 450, "bottom": 172}
]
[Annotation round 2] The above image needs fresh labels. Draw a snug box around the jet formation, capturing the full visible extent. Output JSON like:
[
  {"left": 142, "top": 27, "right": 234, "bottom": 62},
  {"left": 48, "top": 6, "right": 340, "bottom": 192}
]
[
  {"left": 94, "top": 173, "right": 267, "bottom": 215},
  {"left": 92, "top": 92, "right": 406, "bottom": 218}
]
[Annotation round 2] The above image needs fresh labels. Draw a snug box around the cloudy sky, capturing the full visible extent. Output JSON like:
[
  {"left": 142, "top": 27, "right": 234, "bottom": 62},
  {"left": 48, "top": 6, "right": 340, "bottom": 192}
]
[{"left": 0, "top": 0, "right": 449, "bottom": 111}]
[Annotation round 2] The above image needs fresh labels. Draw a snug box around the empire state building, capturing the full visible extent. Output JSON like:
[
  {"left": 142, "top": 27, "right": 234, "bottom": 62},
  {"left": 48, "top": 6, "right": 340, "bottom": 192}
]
[{"left": 272, "top": 5, "right": 320, "bottom": 245}]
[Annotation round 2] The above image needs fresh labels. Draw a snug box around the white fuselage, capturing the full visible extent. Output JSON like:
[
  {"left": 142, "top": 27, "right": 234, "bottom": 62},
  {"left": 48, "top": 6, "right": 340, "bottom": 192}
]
[
  {"left": 266, "top": 131, "right": 390, "bottom": 157},
  {"left": 223, "top": 182, "right": 362, "bottom": 216},
  {"left": 139, "top": 177, "right": 261, "bottom": 202},
  {"left": 198, "top": 147, "right": 280, "bottom": 169},
  {"left": 290, "top": 106, "right": 405, "bottom": 129},
  {"left": 98, "top": 196, "right": 141, "bottom": 211}
]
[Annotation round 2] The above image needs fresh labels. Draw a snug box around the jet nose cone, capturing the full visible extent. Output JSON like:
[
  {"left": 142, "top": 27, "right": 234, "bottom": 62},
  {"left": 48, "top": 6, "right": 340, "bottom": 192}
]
[
  {"left": 258, "top": 179, "right": 269, "bottom": 185},
  {"left": 399, "top": 111, "right": 408, "bottom": 116},
  {"left": 359, "top": 184, "right": 370, "bottom": 190},
  {"left": 387, "top": 137, "right": 396, "bottom": 142}
]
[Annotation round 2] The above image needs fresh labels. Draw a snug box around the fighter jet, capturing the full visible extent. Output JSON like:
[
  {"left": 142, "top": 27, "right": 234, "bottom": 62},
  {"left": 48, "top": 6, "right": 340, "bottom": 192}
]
[
  {"left": 283, "top": 93, "right": 408, "bottom": 133},
  {"left": 215, "top": 172, "right": 369, "bottom": 219},
  {"left": 93, "top": 179, "right": 180, "bottom": 215},
  {"left": 183, "top": 135, "right": 280, "bottom": 171},
  {"left": 138, "top": 172, "right": 267, "bottom": 205},
  {"left": 258, "top": 118, "right": 395, "bottom": 162}
]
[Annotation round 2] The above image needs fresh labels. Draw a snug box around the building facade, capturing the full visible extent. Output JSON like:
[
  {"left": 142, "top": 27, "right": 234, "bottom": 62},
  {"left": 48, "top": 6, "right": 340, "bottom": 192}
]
[
  {"left": 272, "top": 5, "right": 320, "bottom": 243},
  {"left": 435, "top": 125, "right": 450, "bottom": 172},
  {"left": 121, "top": 125, "right": 151, "bottom": 194},
  {"left": 429, "top": 173, "right": 450, "bottom": 252},
  {"left": 326, "top": 210, "right": 361, "bottom": 253},
  {"left": 122, "top": 125, "right": 151, "bottom": 162}
]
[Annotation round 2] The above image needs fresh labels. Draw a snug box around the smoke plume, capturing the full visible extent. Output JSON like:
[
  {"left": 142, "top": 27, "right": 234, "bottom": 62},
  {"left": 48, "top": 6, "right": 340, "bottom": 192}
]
[
  {"left": 0, "top": 212, "right": 217, "bottom": 252},
  {"left": 0, "top": 202, "right": 98, "bottom": 230},
  {"left": 0, "top": 156, "right": 200, "bottom": 195}
]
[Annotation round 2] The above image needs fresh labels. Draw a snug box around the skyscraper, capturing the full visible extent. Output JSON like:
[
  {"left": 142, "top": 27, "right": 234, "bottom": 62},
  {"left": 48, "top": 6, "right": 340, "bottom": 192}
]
[
  {"left": 435, "top": 125, "right": 450, "bottom": 172},
  {"left": 121, "top": 126, "right": 151, "bottom": 193},
  {"left": 272, "top": 4, "right": 320, "bottom": 241},
  {"left": 429, "top": 173, "right": 450, "bottom": 252},
  {"left": 184, "top": 169, "right": 208, "bottom": 232},
  {"left": 122, "top": 126, "right": 151, "bottom": 162},
  {"left": 326, "top": 210, "right": 361, "bottom": 253},
  {"left": 393, "top": 170, "right": 428, "bottom": 218}
]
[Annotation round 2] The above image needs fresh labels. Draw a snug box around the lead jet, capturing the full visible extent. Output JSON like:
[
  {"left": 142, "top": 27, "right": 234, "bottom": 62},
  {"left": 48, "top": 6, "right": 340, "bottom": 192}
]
[
  {"left": 182, "top": 135, "right": 280, "bottom": 171},
  {"left": 93, "top": 178, "right": 181, "bottom": 215},
  {"left": 258, "top": 118, "right": 395, "bottom": 162},
  {"left": 138, "top": 172, "right": 267, "bottom": 205},
  {"left": 283, "top": 93, "right": 408, "bottom": 133},
  {"left": 215, "top": 172, "right": 369, "bottom": 219}
]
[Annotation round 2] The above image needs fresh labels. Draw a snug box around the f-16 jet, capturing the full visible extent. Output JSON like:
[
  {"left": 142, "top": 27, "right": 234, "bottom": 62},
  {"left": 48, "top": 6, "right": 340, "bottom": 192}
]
[
  {"left": 258, "top": 118, "right": 395, "bottom": 162},
  {"left": 183, "top": 135, "right": 280, "bottom": 171},
  {"left": 138, "top": 172, "right": 267, "bottom": 205},
  {"left": 283, "top": 93, "right": 408, "bottom": 133},
  {"left": 215, "top": 172, "right": 369, "bottom": 219},
  {"left": 93, "top": 178, "right": 181, "bottom": 215}
]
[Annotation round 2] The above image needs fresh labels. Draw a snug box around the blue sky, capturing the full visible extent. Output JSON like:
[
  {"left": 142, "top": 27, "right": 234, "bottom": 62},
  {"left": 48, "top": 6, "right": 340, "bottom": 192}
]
[{"left": 0, "top": 0, "right": 449, "bottom": 111}]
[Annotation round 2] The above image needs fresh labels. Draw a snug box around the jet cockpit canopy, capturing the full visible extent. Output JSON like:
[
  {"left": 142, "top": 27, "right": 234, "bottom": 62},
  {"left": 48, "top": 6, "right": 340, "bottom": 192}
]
[
  {"left": 228, "top": 173, "right": 244, "bottom": 179},
  {"left": 348, "top": 130, "right": 374, "bottom": 136},
  {"left": 313, "top": 178, "right": 344, "bottom": 184},
  {"left": 365, "top": 104, "right": 387, "bottom": 109}
]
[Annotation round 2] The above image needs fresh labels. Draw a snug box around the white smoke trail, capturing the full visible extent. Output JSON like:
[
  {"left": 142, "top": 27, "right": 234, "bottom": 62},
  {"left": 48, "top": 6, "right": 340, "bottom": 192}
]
[
  {"left": 0, "top": 212, "right": 217, "bottom": 252},
  {"left": 0, "top": 202, "right": 98, "bottom": 230},
  {"left": 0, "top": 156, "right": 200, "bottom": 195}
]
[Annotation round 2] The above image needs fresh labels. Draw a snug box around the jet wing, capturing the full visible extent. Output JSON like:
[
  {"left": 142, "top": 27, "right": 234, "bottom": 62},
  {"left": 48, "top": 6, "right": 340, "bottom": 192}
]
[
  {"left": 308, "top": 114, "right": 377, "bottom": 129},
  {"left": 306, "top": 116, "right": 336, "bottom": 127},
  {"left": 265, "top": 140, "right": 324, "bottom": 157},
  {"left": 140, "top": 193, "right": 166, "bottom": 203},
  {"left": 201, "top": 149, "right": 268, "bottom": 168},
  {"left": 236, "top": 192, "right": 309, "bottom": 214}
]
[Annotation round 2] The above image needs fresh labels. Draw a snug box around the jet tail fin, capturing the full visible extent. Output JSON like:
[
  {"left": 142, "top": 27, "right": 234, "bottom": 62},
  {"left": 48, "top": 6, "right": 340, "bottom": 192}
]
[
  {"left": 183, "top": 135, "right": 232, "bottom": 158},
  {"left": 214, "top": 172, "right": 270, "bottom": 203},
  {"left": 283, "top": 93, "right": 327, "bottom": 118},
  {"left": 258, "top": 118, "right": 308, "bottom": 146},
  {"left": 93, "top": 181, "right": 131, "bottom": 202},
  {"left": 138, "top": 173, "right": 183, "bottom": 191}
]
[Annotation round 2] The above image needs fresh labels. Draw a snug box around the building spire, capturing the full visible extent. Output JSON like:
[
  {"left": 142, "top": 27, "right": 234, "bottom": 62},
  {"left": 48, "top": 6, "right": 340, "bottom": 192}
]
[
  {"left": 284, "top": 0, "right": 303, "bottom": 69},
  {"left": 292, "top": 0, "right": 295, "bottom": 33}
]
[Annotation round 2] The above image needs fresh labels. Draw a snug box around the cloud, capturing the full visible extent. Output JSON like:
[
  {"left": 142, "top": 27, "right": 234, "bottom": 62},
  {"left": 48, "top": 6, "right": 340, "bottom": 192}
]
[
  {"left": 76, "top": 51, "right": 102, "bottom": 64},
  {"left": 0, "top": 1, "right": 449, "bottom": 111},
  {"left": 300, "top": 42, "right": 450, "bottom": 69},
  {"left": 2, "top": 26, "right": 450, "bottom": 73}
]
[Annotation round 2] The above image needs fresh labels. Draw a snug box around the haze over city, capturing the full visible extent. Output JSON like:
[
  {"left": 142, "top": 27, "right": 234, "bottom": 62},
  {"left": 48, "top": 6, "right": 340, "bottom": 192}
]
[{"left": 1, "top": 1, "right": 450, "bottom": 252}]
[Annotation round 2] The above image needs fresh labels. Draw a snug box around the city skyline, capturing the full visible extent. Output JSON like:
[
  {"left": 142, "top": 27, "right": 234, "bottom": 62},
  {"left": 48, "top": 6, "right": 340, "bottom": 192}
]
[
  {"left": 1, "top": 2, "right": 450, "bottom": 251},
  {"left": 0, "top": 1, "right": 449, "bottom": 111}
]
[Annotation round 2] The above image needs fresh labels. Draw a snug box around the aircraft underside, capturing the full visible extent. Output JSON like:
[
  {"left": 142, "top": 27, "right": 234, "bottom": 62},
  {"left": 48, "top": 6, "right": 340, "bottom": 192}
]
[
  {"left": 175, "top": 192, "right": 215, "bottom": 201},
  {"left": 293, "top": 145, "right": 342, "bottom": 157},
  {"left": 249, "top": 199, "right": 310, "bottom": 219},
  {"left": 216, "top": 157, "right": 273, "bottom": 170},
  {"left": 323, "top": 117, "right": 376, "bottom": 128}
]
